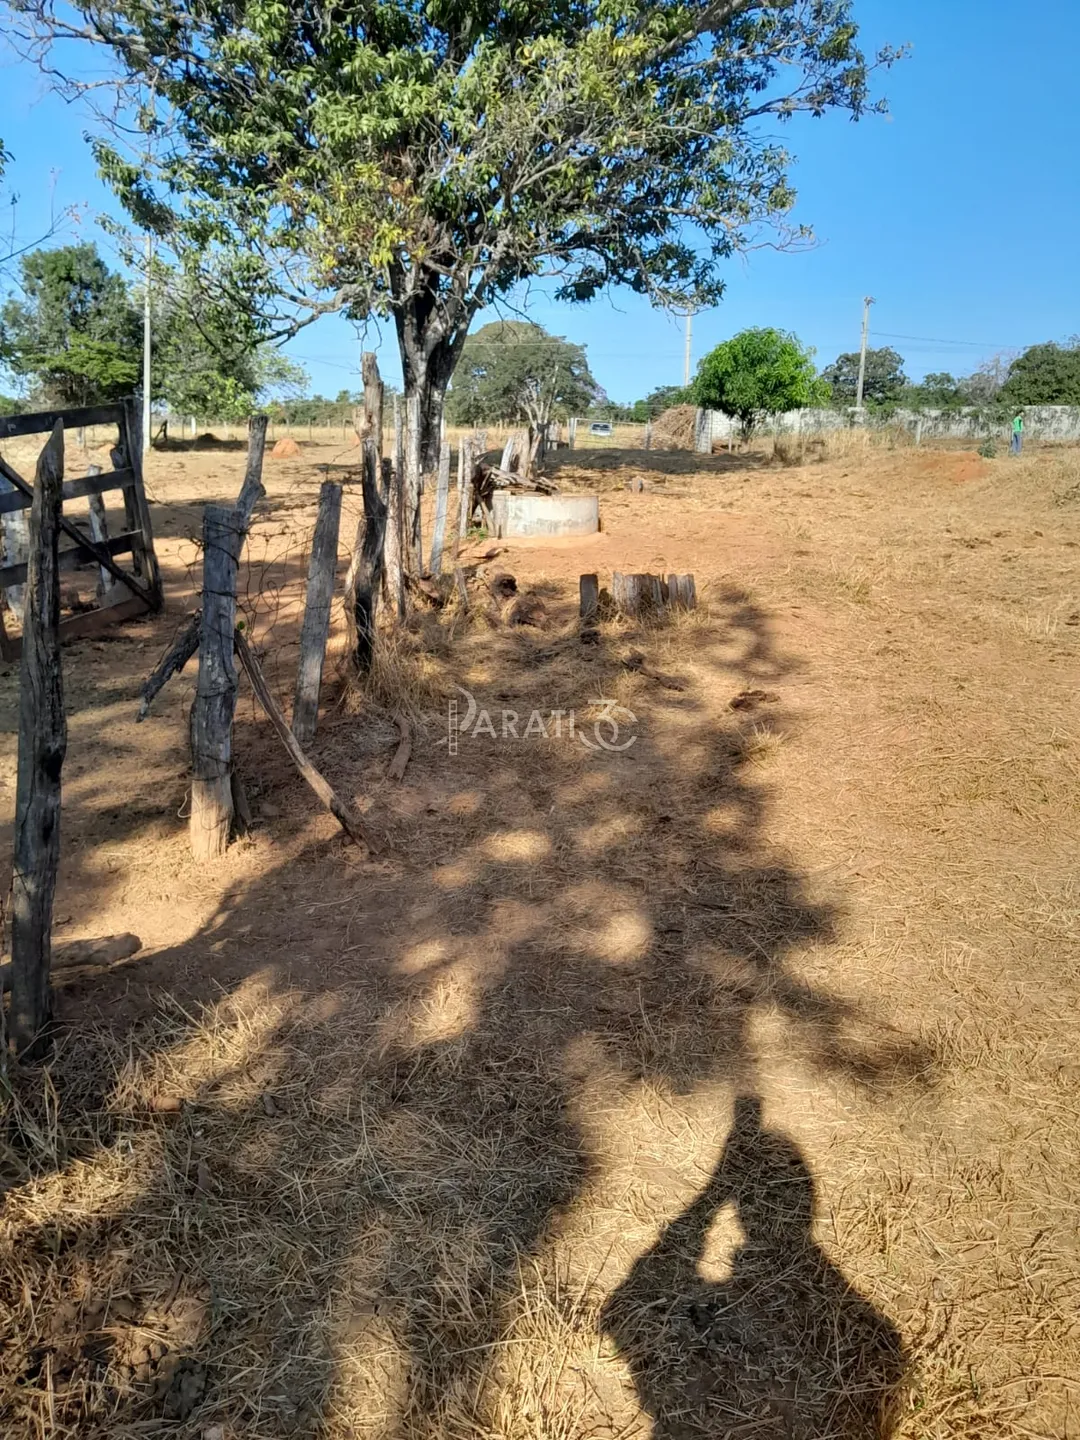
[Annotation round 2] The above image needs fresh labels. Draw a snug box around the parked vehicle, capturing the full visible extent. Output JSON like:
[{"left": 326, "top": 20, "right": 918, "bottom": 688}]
[{"left": 588, "top": 421, "right": 613, "bottom": 437}]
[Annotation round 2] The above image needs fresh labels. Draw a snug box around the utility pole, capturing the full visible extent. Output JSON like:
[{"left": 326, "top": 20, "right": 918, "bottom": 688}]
[
  {"left": 142, "top": 233, "right": 153, "bottom": 456},
  {"left": 855, "top": 295, "right": 875, "bottom": 412},
  {"left": 683, "top": 309, "right": 694, "bottom": 387}
]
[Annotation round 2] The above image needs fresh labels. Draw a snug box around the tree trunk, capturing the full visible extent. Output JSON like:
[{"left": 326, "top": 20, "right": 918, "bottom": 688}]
[
  {"left": 403, "top": 389, "right": 423, "bottom": 575},
  {"left": 383, "top": 394, "right": 405, "bottom": 620},
  {"left": 344, "top": 353, "right": 388, "bottom": 672}
]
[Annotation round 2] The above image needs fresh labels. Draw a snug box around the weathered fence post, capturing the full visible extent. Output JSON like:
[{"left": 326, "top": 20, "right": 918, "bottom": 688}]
[
  {"left": 579, "top": 573, "right": 599, "bottom": 622},
  {"left": 119, "top": 396, "right": 163, "bottom": 607},
  {"left": 457, "top": 436, "right": 473, "bottom": 540},
  {"left": 568, "top": 417, "right": 577, "bottom": 451},
  {"left": 429, "top": 439, "right": 451, "bottom": 573},
  {"left": 10, "top": 422, "right": 66, "bottom": 1058},
  {"left": 85, "top": 463, "right": 111, "bottom": 597},
  {"left": 694, "top": 408, "right": 711, "bottom": 454},
  {"left": 292, "top": 480, "right": 343, "bottom": 746},
  {"left": 0, "top": 471, "right": 29, "bottom": 619},
  {"left": 190, "top": 504, "right": 241, "bottom": 860}
]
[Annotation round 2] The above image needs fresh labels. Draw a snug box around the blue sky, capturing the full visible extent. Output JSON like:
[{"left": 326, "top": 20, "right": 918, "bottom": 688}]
[{"left": 1, "top": 0, "right": 1078, "bottom": 402}]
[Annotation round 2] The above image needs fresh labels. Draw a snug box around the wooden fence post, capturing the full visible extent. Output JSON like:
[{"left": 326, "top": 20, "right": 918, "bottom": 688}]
[
  {"left": 0, "top": 471, "right": 29, "bottom": 619},
  {"left": 190, "top": 504, "right": 241, "bottom": 860},
  {"left": 457, "top": 436, "right": 473, "bottom": 540},
  {"left": 292, "top": 480, "right": 343, "bottom": 747},
  {"left": 119, "top": 396, "right": 163, "bottom": 607},
  {"left": 568, "top": 417, "right": 577, "bottom": 450},
  {"left": 85, "top": 463, "right": 111, "bottom": 597},
  {"left": 10, "top": 422, "right": 66, "bottom": 1058},
  {"left": 429, "top": 439, "right": 451, "bottom": 573},
  {"left": 644, "top": 419, "right": 653, "bottom": 451}
]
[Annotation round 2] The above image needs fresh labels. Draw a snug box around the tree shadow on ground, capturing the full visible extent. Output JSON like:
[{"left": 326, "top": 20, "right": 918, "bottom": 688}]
[
  {"left": 0, "top": 581, "right": 934, "bottom": 1439},
  {"left": 545, "top": 446, "right": 767, "bottom": 477}
]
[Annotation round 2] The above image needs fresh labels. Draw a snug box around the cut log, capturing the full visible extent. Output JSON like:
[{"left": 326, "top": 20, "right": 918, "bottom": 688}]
[
  {"left": 190, "top": 505, "right": 241, "bottom": 861},
  {"left": 234, "top": 629, "right": 376, "bottom": 852},
  {"left": 10, "top": 422, "right": 66, "bottom": 1058},
  {"left": 291, "top": 480, "right": 342, "bottom": 745},
  {"left": 612, "top": 571, "right": 696, "bottom": 616},
  {"left": 612, "top": 572, "right": 647, "bottom": 617},
  {"left": 429, "top": 439, "right": 450, "bottom": 573},
  {"left": 1, "top": 933, "right": 141, "bottom": 994},
  {"left": 579, "top": 573, "right": 599, "bottom": 622}
]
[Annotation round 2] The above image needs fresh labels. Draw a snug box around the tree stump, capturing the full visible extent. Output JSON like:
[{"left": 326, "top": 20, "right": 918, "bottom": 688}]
[{"left": 579, "top": 573, "right": 599, "bottom": 622}]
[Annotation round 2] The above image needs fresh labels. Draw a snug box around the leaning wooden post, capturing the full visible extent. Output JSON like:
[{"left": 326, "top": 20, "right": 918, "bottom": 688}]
[
  {"left": 190, "top": 504, "right": 242, "bottom": 860},
  {"left": 119, "top": 395, "right": 163, "bottom": 608},
  {"left": 10, "top": 422, "right": 66, "bottom": 1058},
  {"left": 429, "top": 439, "right": 451, "bottom": 573},
  {"left": 291, "top": 480, "right": 343, "bottom": 746}
]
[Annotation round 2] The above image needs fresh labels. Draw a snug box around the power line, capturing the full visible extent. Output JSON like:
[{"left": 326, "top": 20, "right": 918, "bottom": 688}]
[{"left": 872, "top": 329, "right": 1024, "bottom": 351}]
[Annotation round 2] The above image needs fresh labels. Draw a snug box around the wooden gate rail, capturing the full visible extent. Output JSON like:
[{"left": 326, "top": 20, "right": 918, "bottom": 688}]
[{"left": 0, "top": 397, "right": 161, "bottom": 660}]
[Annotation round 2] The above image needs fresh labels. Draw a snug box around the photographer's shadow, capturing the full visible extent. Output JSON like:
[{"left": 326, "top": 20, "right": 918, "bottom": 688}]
[{"left": 602, "top": 1097, "right": 909, "bottom": 1439}]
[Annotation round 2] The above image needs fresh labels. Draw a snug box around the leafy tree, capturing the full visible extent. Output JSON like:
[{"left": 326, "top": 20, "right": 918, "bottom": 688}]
[
  {"left": 12, "top": 0, "right": 898, "bottom": 492},
  {"left": 632, "top": 385, "right": 694, "bottom": 420},
  {"left": 821, "top": 346, "right": 906, "bottom": 406},
  {"left": 447, "top": 321, "right": 597, "bottom": 459},
  {"left": 1000, "top": 342, "right": 1080, "bottom": 408},
  {"left": 0, "top": 243, "right": 140, "bottom": 404},
  {"left": 693, "top": 328, "right": 825, "bottom": 438},
  {"left": 901, "top": 371, "right": 965, "bottom": 412}
]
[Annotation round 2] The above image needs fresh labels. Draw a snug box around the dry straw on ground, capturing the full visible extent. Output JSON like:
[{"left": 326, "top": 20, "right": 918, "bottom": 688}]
[{"left": 1, "top": 434, "right": 1078, "bottom": 1439}]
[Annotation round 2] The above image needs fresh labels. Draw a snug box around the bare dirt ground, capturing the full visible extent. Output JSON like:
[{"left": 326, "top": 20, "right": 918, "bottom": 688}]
[{"left": 1, "top": 431, "right": 1079, "bottom": 1439}]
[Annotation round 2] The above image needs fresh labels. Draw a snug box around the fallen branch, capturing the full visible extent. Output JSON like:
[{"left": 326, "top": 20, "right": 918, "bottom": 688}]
[
  {"left": 137, "top": 611, "right": 202, "bottom": 720},
  {"left": 1, "top": 933, "right": 141, "bottom": 993},
  {"left": 622, "top": 650, "right": 688, "bottom": 691},
  {"left": 387, "top": 713, "right": 412, "bottom": 781},
  {"left": 233, "top": 628, "right": 377, "bottom": 853}
]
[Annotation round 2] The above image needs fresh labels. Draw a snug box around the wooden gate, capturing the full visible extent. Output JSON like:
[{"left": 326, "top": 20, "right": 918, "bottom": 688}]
[{"left": 0, "top": 397, "right": 162, "bottom": 659}]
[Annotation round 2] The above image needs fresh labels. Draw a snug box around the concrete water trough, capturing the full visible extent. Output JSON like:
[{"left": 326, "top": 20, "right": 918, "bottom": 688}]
[{"left": 491, "top": 492, "right": 600, "bottom": 538}]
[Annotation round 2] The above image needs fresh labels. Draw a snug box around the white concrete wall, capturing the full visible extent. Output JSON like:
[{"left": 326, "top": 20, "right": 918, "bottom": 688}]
[{"left": 698, "top": 405, "right": 1080, "bottom": 447}]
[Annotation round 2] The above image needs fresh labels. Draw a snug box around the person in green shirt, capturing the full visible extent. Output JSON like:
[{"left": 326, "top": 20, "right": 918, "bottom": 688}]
[{"left": 1011, "top": 412, "right": 1024, "bottom": 455}]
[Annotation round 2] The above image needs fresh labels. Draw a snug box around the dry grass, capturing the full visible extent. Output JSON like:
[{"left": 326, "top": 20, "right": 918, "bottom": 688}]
[{"left": 2, "top": 438, "right": 1080, "bottom": 1439}]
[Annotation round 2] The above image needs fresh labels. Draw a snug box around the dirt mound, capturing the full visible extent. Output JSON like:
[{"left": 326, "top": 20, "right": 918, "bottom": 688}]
[
  {"left": 651, "top": 404, "right": 697, "bottom": 450},
  {"left": 271, "top": 436, "right": 301, "bottom": 459}
]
